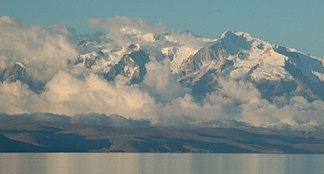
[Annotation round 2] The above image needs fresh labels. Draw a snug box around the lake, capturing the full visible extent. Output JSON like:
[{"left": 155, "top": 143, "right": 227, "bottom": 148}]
[{"left": 0, "top": 153, "right": 323, "bottom": 174}]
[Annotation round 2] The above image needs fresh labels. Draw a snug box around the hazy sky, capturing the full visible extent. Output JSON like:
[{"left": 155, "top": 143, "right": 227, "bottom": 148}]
[{"left": 1, "top": 0, "right": 323, "bottom": 56}]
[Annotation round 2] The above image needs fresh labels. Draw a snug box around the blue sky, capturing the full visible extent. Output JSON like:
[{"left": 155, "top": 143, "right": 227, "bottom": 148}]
[{"left": 1, "top": 0, "right": 323, "bottom": 56}]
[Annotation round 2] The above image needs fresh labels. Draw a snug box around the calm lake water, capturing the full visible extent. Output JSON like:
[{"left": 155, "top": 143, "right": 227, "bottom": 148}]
[{"left": 0, "top": 153, "right": 323, "bottom": 174}]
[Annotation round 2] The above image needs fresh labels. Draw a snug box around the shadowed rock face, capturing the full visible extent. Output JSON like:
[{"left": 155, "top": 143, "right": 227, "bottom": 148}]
[
  {"left": 0, "top": 120, "right": 324, "bottom": 153},
  {"left": 2, "top": 63, "right": 28, "bottom": 82},
  {"left": 1, "top": 63, "right": 44, "bottom": 92},
  {"left": 284, "top": 59, "right": 324, "bottom": 100},
  {"left": 103, "top": 50, "right": 149, "bottom": 83}
]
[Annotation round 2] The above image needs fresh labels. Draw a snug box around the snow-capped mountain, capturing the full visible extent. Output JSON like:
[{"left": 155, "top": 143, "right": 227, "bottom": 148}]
[
  {"left": 73, "top": 41, "right": 149, "bottom": 83},
  {"left": 1, "top": 29, "right": 323, "bottom": 104},
  {"left": 174, "top": 30, "right": 324, "bottom": 101},
  {"left": 2, "top": 15, "right": 324, "bottom": 129},
  {"left": 66, "top": 29, "right": 324, "bottom": 103},
  {"left": 69, "top": 28, "right": 211, "bottom": 84}
]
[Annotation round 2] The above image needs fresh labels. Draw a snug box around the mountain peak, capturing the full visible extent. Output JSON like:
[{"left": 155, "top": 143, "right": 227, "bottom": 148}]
[
  {"left": 2, "top": 62, "right": 27, "bottom": 83},
  {"left": 220, "top": 30, "right": 254, "bottom": 41},
  {"left": 220, "top": 30, "right": 236, "bottom": 38},
  {"left": 214, "top": 30, "right": 255, "bottom": 55}
]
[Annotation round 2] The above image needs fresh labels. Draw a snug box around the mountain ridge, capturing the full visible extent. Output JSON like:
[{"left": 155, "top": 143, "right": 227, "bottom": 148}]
[{"left": 0, "top": 21, "right": 323, "bottom": 129}]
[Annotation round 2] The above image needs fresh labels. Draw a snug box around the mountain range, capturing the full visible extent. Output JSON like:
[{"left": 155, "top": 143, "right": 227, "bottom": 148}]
[
  {"left": 3, "top": 30, "right": 323, "bottom": 101},
  {"left": 0, "top": 17, "right": 323, "bottom": 129}
]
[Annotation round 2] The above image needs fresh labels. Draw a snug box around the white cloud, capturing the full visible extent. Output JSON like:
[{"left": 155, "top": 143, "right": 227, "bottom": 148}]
[
  {"left": 88, "top": 16, "right": 165, "bottom": 33},
  {"left": 238, "top": 95, "right": 324, "bottom": 129},
  {"left": 2, "top": 73, "right": 323, "bottom": 129},
  {"left": 88, "top": 16, "right": 166, "bottom": 45},
  {"left": 165, "top": 31, "right": 216, "bottom": 48},
  {"left": 0, "top": 81, "right": 40, "bottom": 114},
  {"left": 0, "top": 71, "right": 156, "bottom": 120},
  {"left": 87, "top": 16, "right": 211, "bottom": 49},
  {"left": 216, "top": 78, "right": 261, "bottom": 103},
  {"left": 142, "top": 58, "right": 186, "bottom": 102},
  {"left": 154, "top": 94, "right": 228, "bottom": 126},
  {"left": 42, "top": 72, "right": 156, "bottom": 119},
  {"left": 0, "top": 16, "right": 78, "bottom": 82}
]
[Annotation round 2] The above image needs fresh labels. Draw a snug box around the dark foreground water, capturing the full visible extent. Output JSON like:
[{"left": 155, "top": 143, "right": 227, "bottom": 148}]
[{"left": 0, "top": 153, "right": 323, "bottom": 174}]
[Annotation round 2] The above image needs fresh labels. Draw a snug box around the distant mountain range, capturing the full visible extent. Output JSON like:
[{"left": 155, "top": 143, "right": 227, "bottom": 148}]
[
  {"left": 0, "top": 16, "right": 323, "bottom": 129},
  {"left": 2, "top": 30, "right": 323, "bottom": 101},
  {"left": 1, "top": 16, "right": 324, "bottom": 152}
]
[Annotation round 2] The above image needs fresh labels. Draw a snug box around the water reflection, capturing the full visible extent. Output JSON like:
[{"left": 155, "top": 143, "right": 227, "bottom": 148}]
[{"left": 0, "top": 153, "right": 323, "bottom": 174}]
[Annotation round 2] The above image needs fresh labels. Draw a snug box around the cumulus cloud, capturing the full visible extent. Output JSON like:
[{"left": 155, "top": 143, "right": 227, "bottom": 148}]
[
  {"left": 239, "top": 96, "right": 324, "bottom": 129},
  {"left": 2, "top": 71, "right": 323, "bottom": 129},
  {"left": 88, "top": 16, "right": 166, "bottom": 45},
  {"left": 0, "top": 16, "right": 78, "bottom": 81},
  {"left": 152, "top": 77, "right": 324, "bottom": 129},
  {"left": 213, "top": 81, "right": 324, "bottom": 129},
  {"left": 42, "top": 72, "right": 155, "bottom": 119},
  {"left": 89, "top": 16, "right": 166, "bottom": 33},
  {"left": 87, "top": 16, "right": 211, "bottom": 49},
  {"left": 0, "top": 71, "right": 156, "bottom": 120},
  {"left": 0, "top": 81, "right": 40, "bottom": 114},
  {"left": 142, "top": 58, "right": 186, "bottom": 103},
  {"left": 164, "top": 31, "right": 216, "bottom": 48}
]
